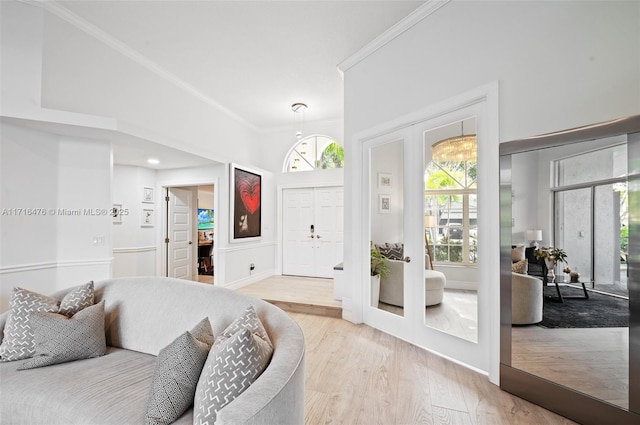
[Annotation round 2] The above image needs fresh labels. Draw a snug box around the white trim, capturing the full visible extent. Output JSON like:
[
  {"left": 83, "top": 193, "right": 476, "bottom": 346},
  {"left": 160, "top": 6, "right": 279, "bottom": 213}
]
[
  {"left": 112, "top": 246, "right": 157, "bottom": 254},
  {"left": 217, "top": 241, "right": 276, "bottom": 254},
  {"left": 0, "top": 258, "right": 113, "bottom": 274},
  {"left": 337, "top": 0, "right": 450, "bottom": 76},
  {"left": 40, "top": 1, "right": 258, "bottom": 132},
  {"left": 221, "top": 269, "right": 275, "bottom": 290}
]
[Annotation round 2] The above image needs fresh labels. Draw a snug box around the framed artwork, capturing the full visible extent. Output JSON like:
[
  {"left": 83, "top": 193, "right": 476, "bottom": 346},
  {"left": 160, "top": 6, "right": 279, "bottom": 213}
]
[
  {"left": 142, "top": 187, "right": 154, "bottom": 203},
  {"left": 379, "top": 194, "right": 391, "bottom": 214},
  {"left": 230, "top": 163, "right": 262, "bottom": 242},
  {"left": 141, "top": 208, "right": 154, "bottom": 227},
  {"left": 378, "top": 173, "right": 392, "bottom": 189},
  {"left": 112, "top": 204, "right": 122, "bottom": 223}
]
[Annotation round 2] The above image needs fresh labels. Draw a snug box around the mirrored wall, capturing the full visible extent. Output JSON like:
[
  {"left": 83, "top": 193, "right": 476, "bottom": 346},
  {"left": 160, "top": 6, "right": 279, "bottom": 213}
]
[{"left": 500, "top": 116, "right": 640, "bottom": 424}]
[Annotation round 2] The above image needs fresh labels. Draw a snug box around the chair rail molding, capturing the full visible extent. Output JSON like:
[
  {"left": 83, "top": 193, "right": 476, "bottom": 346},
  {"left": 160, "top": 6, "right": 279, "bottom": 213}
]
[{"left": 0, "top": 258, "right": 114, "bottom": 274}]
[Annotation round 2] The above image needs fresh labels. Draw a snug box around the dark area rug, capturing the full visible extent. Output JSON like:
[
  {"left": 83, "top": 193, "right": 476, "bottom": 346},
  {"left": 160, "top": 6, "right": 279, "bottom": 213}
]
[{"left": 540, "top": 285, "right": 629, "bottom": 329}]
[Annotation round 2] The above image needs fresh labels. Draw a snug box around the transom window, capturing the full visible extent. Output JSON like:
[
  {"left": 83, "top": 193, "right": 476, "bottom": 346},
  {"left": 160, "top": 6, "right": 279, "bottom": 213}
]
[
  {"left": 284, "top": 135, "right": 344, "bottom": 172},
  {"left": 425, "top": 160, "right": 477, "bottom": 265}
]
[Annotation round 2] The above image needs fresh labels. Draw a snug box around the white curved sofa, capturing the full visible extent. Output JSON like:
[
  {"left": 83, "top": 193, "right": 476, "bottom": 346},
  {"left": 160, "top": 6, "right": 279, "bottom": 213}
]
[{"left": 0, "top": 277, "right": 305, "bottom": 425}]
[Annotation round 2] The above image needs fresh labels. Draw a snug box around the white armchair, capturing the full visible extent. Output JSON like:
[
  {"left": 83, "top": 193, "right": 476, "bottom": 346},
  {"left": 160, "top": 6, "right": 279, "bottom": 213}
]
[
  {"left": 379, "top": 255, "right": 445, "bottom": 307},
  {"left": 511, "top": 272, "right": 543, "bottom": 324}
]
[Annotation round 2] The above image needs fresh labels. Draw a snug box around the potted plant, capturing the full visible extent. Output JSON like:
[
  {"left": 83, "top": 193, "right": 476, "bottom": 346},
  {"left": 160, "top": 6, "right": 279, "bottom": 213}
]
[
  {"left": 370, "top": 244, "right": 390, "bottom": 306},
  {"left": 534, "top": 247, "right": 568, "bottom": 280}
]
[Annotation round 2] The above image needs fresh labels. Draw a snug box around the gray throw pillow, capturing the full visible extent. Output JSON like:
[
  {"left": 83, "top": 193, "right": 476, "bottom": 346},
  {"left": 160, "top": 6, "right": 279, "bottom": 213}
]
[
  {"left": 193, "top": 306, "right": 273, "bottom": 425},
  {"left": 18, "top": 301, "right": 106, "bottom": 370},
  {"left": 58, "top": 281, "right": 94, "bottom": 316},
  {"left": 0, "top": 282, "right": 96, "bottom": 362},
  {"left": 0, "top": 287, "right": 60, "bottom": 361},
  {"left": 144, "top": 318, "right": 214, "bottom": 425}
]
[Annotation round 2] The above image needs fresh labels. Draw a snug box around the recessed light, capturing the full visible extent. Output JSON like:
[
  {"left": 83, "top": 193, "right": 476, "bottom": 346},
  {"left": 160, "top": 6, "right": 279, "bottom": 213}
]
[{"left": 147, "top": 158, "right": 160, "bottom": 165}]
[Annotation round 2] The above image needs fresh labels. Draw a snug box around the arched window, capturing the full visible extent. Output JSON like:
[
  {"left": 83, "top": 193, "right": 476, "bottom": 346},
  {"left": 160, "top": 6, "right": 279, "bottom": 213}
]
[{"left": 284, "top": 135, "right": 344, "bottom": 172}]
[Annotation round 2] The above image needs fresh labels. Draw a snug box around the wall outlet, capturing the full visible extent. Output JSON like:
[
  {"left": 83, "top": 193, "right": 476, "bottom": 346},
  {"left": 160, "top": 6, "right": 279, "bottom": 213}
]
[{"left": 92, "top": 236, "right": 105, "bottom": 246}]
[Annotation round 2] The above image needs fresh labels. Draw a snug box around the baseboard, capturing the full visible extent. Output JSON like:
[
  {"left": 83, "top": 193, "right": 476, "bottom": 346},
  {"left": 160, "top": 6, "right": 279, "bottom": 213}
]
[{"left": 223, "top": 269, "right": 275, "bottom": 290}]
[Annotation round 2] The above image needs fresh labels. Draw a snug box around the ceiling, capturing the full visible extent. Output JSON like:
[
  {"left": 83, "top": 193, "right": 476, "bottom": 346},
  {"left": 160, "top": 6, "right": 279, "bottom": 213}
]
[{"left": 56, "top": 0, "right": 424, "bottom": 134}]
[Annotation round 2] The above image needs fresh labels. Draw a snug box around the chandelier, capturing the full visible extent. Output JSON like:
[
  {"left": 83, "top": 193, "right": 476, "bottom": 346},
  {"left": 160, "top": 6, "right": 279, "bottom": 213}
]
[{"left": 431, "top": 122, "right": 476, "bottom": 162}]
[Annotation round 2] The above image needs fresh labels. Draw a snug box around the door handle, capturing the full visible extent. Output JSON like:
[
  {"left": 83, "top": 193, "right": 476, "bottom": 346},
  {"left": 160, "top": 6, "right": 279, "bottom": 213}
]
[
  {"left": 316, "top": 235, "right": 322, "bottom": 239},
  {"left": 189, "top": 241, "right": 193, "bottom": 245},
  {"left": 308, "top": 235, "right": 315, "bottom": 238},
  {"left": 403, "top": 256, "right": 411, "bottom": 263}
]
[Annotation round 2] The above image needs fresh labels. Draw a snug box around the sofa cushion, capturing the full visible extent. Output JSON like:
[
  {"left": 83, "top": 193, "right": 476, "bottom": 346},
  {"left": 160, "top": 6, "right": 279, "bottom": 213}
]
[
  {"left": 18, "top": 301, "right": 106, "bottom": 370},
  {"left": 376, "top": 242, "right": 404, "bottom": 260},
  {"left": 193, "top": 306, "right": 274, "bottom": 425},
  {"left": 511, "top": 245, "right": 525, "bottom": 262},
  {"left": 0, "top": 287, "right": 60, "bottom": 361},
  {"left": 144, "top": 318, "right": 213, "bottom": 425},
  {"left": 512, "top": 259, "right": 528, "bottom": 274}
]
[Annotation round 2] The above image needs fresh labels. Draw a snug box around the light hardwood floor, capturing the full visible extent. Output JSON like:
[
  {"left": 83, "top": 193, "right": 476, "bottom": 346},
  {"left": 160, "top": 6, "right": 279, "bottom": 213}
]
[
  {"left": 512, "top": 326, "right": 629, "bottom": 410},
  {"left": 294, "top": 312, "right": 578, "bottom": 425},
  {"left": 238, "top": 276, "right": 578, "bottom": 424}
]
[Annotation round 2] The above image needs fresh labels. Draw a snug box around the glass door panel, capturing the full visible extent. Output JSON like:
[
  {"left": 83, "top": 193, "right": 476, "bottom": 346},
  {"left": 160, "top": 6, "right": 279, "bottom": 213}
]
[
  {"left": 423, "top": 118, "right": 478, "bottom": 343},
  {"left": 370, "top": 139, "right": 404, "bottom": 316}
]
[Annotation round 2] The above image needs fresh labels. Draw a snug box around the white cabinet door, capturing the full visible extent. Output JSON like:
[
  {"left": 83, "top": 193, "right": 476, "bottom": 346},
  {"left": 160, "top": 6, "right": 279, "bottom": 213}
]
[{"left": 283, "top": 187, "right": 344, "bottom": 278}]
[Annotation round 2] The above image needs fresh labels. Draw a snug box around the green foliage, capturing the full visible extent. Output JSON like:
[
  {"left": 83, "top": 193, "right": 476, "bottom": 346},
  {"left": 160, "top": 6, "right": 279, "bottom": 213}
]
[
  {"left": 534, "top": 247, "right": 568, "bottom": 264},
  {"left": 370, "top": 244, "right": 390, "bottom": 278},
  {"left": 319, "top": 142, "right": 344, "bottom": 169}
]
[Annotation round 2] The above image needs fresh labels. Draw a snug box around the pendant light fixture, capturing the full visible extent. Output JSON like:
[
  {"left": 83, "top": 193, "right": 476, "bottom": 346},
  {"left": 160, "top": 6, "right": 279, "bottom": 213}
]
[
  {"left": 291, "top": 102, "right": 307, "bottom": 139},
  {"left": 431, "top": 121, "right": 477, "bottom": 162}
]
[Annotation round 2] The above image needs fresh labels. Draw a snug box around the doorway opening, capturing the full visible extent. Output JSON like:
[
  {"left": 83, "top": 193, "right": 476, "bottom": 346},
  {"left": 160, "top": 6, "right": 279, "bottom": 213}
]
[{"left": 165, "top": 184, "right": 215, "bottom": 284}]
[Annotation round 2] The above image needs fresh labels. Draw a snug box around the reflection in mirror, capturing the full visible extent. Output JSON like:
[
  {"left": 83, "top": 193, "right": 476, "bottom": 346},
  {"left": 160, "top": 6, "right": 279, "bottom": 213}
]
[
  {"left": 423, "top": 118, "right": 478, "bottom": 343},
  {"left": 510, "top": 137, "right": 629, "bottom": 409},
  {"left": 370, "top": 139, "right": 404, "bottom": 316}
]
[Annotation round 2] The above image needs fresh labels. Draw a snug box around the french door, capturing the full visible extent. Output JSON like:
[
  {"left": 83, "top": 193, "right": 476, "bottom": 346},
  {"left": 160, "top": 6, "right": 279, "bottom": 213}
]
[
  {"left": 362, "top": 98, "right": 493, "bottom": 375},
  {"left": 282, "top": 186, "right": 344, "bottom": 278}
]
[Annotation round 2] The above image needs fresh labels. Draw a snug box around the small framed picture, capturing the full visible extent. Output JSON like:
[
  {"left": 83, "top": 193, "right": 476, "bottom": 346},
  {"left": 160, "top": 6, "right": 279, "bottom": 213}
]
[
  {"left": 141, "top": 208, "right": 154, "bottom": 227},
  {"left": 142, "top": 187, "right": 154, "bottom": 203},
  {"left": 379, "top": 194, "right": 391, "bottom": 214},
  {"left": 112, "top": 204, "right": 122, "bottom": 223},
  {"left": 378, "top": 173, "right": 392, "bottom": 189}
]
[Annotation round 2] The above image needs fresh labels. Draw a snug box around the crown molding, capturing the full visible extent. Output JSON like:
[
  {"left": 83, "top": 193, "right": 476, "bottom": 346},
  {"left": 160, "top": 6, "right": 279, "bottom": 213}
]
[
  {"left": 337, "top": 0, "right": 450, "bottom": 77},
  {"left": 38, "top": 1, "right": 259, "bottom": 133}
]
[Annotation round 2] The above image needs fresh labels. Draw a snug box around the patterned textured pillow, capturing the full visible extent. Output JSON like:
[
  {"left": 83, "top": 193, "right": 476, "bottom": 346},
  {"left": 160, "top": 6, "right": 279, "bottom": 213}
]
[
  {"left": 18, "top": 301, "right": 106, "bottom": 370},
  {"left": 144, "top": 318, "right": 214, "bottom": 425},
  {"left": 0, "top": 287, "right": 60, "bottom": 362},
  {"left": 193, "top": 306, "right": 273, "bottom": 425},
  {"left": 193, "top": 328, "right": 273, "bottom": 425},
  {"left": 215, "top": 305, "right": 271, "bottom": 347},
  {"left": 511, "top": 245, "right": 526, "bottom": 262},
  {"left": 58, "top": 281, "right": 94, "bottom": 317},
  {"left": 375, "top": 243, "right": 404, "bottom": 260},
  {"left": 512, "top": 259, "right": 528, "bottom": 274}
]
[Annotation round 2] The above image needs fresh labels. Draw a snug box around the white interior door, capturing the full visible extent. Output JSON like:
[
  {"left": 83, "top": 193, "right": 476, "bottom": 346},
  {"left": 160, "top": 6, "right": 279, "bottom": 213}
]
[
  {"left": 168, "top": 187, "right": 194, "bottom": 280},
  {"left": 283, "top": 186, "right": 344, "bottom": 278}
]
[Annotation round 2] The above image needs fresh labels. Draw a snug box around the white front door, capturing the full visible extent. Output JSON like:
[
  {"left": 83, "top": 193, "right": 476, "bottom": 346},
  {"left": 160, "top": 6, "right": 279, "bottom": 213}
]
[
  {"left": 168, "top": 187, "right": 194, "bottom": 280},
  {"left": 282, "top": 186, "right": 344, "bottom": 278}
]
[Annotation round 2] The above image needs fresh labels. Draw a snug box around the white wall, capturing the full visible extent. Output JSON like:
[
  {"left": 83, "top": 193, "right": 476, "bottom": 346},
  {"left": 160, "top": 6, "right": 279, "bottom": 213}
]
[
  {"left": 370, "top": 140, "right": 403, "bottom": 245},
  {"left": 112, "top": 165, "right": 158, "bottom": 277},
  {"left": 40, "top": 8, "right": 260, "bottom": 166},
  {"left": 342, "top": 0, "right": 639, "bottom": 379},
  {"left": 0, "top": 124, "right": 112, "bottom": 311}
]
